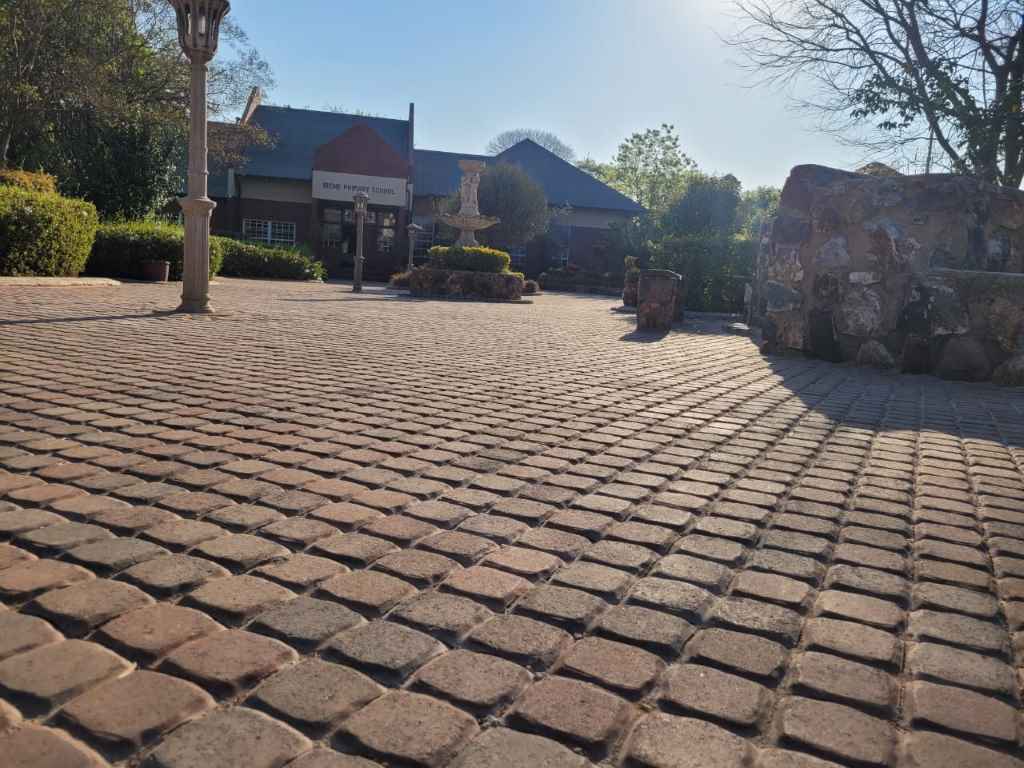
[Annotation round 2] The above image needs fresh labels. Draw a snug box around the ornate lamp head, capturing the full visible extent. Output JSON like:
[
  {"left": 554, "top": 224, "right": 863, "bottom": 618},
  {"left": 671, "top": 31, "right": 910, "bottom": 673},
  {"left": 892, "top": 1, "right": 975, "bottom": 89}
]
[
  {"left": 353, "top": 192, "right": 369, "bottom": 215},
  {"left": 407, "top": 223, "right": 424, "bottom": 233},
  {"left": 168, "top": 0, "right": 230, "bottom": 61}
]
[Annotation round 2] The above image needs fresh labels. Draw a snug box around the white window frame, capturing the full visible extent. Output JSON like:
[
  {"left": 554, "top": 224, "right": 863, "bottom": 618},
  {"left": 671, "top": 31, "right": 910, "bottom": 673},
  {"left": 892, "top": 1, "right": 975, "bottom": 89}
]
[{"left": 243, "top": 218, "right": 296, "bottom": 247}]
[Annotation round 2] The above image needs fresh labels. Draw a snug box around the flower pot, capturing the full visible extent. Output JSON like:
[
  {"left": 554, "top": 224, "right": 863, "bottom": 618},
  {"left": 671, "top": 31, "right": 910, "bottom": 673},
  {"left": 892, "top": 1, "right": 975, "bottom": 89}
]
[{"left": 140, "top": 260, "right": 170, "bottom": 282}]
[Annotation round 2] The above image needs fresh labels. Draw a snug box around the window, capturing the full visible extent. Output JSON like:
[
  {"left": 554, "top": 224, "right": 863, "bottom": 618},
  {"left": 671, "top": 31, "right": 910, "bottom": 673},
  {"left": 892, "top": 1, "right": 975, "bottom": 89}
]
[
  {"left": 509, "top": 248, "right": 526, "bottom": 269},
  {"left": 243, "top": 219, "right": 295, "bottom": 246},
  {"left": 377, "top": 228, "right": 395, "bottom": 253},
  {"left": 378, "top": 211, "right": 397, "bottom": 227},
  {"left": 321, "top": 223, "right": 342, "bottom": 249},
  {"left": 343, "top": 209, "right": 377, "bottom": 224},
  {"left": 559, "top": 248, "right": 570, "bottom": 267}
]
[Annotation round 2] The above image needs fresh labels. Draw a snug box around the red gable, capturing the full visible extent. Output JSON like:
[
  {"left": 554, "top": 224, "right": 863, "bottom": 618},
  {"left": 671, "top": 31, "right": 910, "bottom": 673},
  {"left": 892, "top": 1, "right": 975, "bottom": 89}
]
[{"left": 313, "top": 123, "right": 409, "bottom": 179}]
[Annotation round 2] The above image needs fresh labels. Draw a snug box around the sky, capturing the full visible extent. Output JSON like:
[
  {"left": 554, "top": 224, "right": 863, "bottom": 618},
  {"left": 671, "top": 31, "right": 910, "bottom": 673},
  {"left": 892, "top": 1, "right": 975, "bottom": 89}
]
[{"left": 228, "top": 0, "right": 856, "bottom": 190}]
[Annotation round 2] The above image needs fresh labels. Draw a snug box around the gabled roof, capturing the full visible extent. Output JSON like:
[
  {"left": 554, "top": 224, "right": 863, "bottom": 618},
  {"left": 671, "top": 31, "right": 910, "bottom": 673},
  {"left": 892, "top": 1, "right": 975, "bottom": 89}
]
[
  {"left": 313, "top": 123, "right": 408, "bottom": 178},
  {"left": 412, "top": 140, "right": 643, "bottom": 214},
  {"left": 241, "top": 105, "right": 410, "bottom": 181},
  {"left": 226, "top": 104, "right": 643, "bottom": 214},
  {"left": 495, "top": 139, "right": 644, "bottom": 213},
  {"left": 412, "top": 149, "right": 491, "bottom": 198}
]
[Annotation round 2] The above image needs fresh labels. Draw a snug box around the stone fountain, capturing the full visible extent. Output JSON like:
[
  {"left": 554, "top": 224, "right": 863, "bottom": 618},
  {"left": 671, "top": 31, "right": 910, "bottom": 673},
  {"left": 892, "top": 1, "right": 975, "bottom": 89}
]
[{"left": 439, "top": 159, "right": 499, "bottom": 246}]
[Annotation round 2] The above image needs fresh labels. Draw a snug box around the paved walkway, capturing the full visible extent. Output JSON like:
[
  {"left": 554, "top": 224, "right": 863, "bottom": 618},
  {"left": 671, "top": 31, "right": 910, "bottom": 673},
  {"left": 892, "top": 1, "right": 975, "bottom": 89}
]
[{"left": 0, "top": 278, "right": 1022, "bottom": 768}]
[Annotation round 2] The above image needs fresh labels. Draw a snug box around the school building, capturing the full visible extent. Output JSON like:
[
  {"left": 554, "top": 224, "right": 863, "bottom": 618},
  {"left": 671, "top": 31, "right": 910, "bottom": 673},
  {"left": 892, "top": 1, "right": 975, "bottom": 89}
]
[{"left": 209, "top": 89, "right": 643, "bottom": 279}]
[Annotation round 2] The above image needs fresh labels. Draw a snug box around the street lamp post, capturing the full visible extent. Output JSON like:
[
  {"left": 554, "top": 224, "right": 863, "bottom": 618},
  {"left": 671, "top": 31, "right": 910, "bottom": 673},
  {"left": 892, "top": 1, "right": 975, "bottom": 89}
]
[
  {"left": 352, "top": 192, "right": 368, "bottom": 293},
  {"left": 169, "top": 0, "right": 229, "bottom": 314},
  {"left": 406, "top": 222, "right": 423, "bottom": 272}
]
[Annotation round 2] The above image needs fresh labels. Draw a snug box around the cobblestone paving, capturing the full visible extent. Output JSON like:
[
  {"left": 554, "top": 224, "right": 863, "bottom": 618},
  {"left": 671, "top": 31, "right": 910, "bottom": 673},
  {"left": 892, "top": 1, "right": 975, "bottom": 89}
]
[{"left": 0, "top": 278, "right": 1022, "bottom": 768}]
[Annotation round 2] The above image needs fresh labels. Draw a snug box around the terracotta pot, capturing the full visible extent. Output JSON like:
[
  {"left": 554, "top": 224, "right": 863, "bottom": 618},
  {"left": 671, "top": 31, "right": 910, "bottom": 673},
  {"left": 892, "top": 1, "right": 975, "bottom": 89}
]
[{"left": 140, "top": 260, "right": 170, "bottom": 282}]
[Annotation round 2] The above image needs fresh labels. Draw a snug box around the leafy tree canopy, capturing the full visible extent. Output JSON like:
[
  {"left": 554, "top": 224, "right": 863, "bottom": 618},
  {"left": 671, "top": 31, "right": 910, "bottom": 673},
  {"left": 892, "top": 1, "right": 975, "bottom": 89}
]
[
  {"left": 590, "top": 124, "right": 697, "bottom": 215},
  {"left": 477, "top": 163, "right": 551, "bottom": 248},
  {"left": 663, "top": 173, "right": 742, "bottom": 236},
  {"left": 0, "top": 0, "right": 274, "bottom": 217},
  {"left": 731, "top": 0, "right": 1024, "bottom": 187},
  {"left": 736, "top": 185, "right": 780, "bottom": 240},
  {"left": 487, "top": 130, "right": 576, "bottom": 163}
]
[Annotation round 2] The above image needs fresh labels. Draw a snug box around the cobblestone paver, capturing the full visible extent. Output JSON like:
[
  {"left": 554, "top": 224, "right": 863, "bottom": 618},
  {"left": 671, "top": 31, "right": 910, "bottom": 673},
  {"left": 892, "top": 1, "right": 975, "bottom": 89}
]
[{"left": 0, "top": 278, "right": 1023, "bottom": 767}]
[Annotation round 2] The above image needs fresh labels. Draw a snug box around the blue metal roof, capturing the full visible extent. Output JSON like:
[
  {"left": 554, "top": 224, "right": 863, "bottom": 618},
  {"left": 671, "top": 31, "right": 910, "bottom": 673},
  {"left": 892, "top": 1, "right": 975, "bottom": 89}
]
[
  {"left": 412, "top": 149, "right": 491, "bottom": 198},
  {"left": 413, "top": 140, "right": 644, "bottom": 214},
  {"left": 495, "top": 140, "right": 644, "bottom": 213},
  {"left": 241, "top": 105, "right": 411, "bottom": 181},
  {"left": 230, "top": 105, "right": 642, "bottom": 214}
]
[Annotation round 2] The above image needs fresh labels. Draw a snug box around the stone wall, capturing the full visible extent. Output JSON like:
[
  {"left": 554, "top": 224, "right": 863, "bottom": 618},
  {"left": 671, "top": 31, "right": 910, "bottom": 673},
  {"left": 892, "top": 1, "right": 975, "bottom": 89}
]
[
  {"left": 409, "top": 268, "right": 524, "bottom": 301},
  {"left": 755, "top": 165, "right": 1024, "bottom": 384}
]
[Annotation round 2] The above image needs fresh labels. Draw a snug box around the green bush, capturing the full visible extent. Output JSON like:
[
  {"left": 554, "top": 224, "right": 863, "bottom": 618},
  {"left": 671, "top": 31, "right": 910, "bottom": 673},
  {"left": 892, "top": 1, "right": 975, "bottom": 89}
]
[
  {"left": 427, "top": 245, "right": 511, "bottom": 273},
  {"left": 0, "top": 169, "right": 58, "bottom": 194},
  {"left": 86, "top": 221, "right": 223, "bottom": 280},
  {"left": 216, "top": 238, "right": 325, "bottom": 281},
  {"left": 649, "top": 234, "right": 755, "bottom": 312},
  {"left": 0, "top": 186, "right": 99, "bottom": 276}
]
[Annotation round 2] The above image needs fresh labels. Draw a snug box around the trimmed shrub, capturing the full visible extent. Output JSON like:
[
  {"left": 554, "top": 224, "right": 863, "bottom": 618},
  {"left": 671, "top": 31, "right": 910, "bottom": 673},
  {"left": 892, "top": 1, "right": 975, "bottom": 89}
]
[
  {"left": 0, "top": 169, "right": 58, "bottom": 194},
  {"left": 86, "top": 221, "right": 223, "bottom": 280},
  {"left": 216, "top": 238, "right": 325, "bottom": 281},
  {"left": 523, "top": 279, "right": 540, "bottom": 294},
  {"left": 0, "top": 186, "right": 99, "bottom": 276},
  {"left": 389, "top": 270, "right": 412, "bottom": 288},
  {"left": 427, "top": 245, "right": 511, "bottom": 273}
]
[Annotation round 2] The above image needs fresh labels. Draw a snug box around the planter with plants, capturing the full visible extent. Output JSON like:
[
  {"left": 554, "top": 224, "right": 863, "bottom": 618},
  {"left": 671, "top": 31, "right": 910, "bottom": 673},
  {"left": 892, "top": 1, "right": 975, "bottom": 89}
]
[
  {"left": 139, "top": 260, "right": 170, "bottom": 282},
  {"left": 408, "top": 245, "right": 525, "bottom": 301}
]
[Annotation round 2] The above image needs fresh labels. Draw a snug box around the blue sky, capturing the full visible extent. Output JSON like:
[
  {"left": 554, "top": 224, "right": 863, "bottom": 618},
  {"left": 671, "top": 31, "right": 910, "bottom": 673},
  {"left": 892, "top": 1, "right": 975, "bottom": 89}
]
[{"left": 230, "top": 0, "right": 854, "bottom": 190}]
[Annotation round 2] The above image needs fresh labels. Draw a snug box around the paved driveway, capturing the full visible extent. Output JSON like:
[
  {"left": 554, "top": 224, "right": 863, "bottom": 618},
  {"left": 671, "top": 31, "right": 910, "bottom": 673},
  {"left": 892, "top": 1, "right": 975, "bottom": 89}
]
[{"left": 0, "top": 279, "right": 1022, "bottom": 767}]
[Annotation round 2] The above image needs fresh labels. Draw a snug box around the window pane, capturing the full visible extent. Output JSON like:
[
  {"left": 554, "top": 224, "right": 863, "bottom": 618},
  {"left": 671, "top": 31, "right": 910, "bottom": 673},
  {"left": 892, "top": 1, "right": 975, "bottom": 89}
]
[
  {"left": 323, "top": 208, "right": 342, "bottom": 224},
  {"left": 243, "top": 219, "right": 269, "bottom": 243},
  {"left": 377, "top": 227, "right": 394, "bottom": 253},
  {"left": 270, "top": 221, "right": 296, "bottom": 246},
  {"left": 322, "top": 222, "right": 342, "bottom": 247}
]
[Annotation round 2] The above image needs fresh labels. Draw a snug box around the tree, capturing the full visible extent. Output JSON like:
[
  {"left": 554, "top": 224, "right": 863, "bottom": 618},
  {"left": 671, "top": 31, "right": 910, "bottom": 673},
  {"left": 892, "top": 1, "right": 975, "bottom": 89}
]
[
  {"left": 1, "top": 0, "right": 274, "bottom": 215},
  {"left": 731, "top": 1, "right": 1024, "bottom": 187},
  {"left": 604, "top": 124, "right": 696, "bottom": 214},
  {"left": 736, "top": 185, "right": 780, "bottom": 239},
  {"left": 577, "top": 157, "right": 615, "bottom": 183},
  {"left": 663, "top": 173, "right": 742, "bottom": 236},
  {"left": 32, "top": 107, "right": 183, "bottom": 220},
  {"left": 477, "top": 163, "right": 551, "bottom": 248},
  {"left": 487, "top": 130, "right": 576, "bottom": 162}
]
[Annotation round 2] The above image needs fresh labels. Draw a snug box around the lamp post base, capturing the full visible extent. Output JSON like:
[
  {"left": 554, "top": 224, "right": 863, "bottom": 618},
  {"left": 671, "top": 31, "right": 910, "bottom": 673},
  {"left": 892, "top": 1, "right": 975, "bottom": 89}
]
[{"left": 175, "top": 298, "right": 215, "bottom": 314}]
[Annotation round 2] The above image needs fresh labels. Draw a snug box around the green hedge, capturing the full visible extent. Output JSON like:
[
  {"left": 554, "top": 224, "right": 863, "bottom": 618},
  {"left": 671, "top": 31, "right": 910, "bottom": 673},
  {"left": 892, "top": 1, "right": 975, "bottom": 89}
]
[
  {"left": 217, "top": 238, "right": 325, "bottom": 281},
  {"left": 86, "top": 221, "right": 223, "bottom": 280},
  {"left": 649, "top": 234, "right": 755, "bottom": 312},
  {"left": 0, "top": 169, "right": 58, "bottom": 194},
  {"left": 427, "top": 245, "right": 511, "bottom": 273},
  {"left": 0, "top": 186, "right": 99, "bottom": 276}
]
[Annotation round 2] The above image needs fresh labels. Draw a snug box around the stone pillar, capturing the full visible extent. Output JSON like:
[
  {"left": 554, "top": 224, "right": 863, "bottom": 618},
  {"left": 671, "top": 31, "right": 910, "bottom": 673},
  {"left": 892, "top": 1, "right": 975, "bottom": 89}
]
[
  {"left": 637, "top": 269, "right": 682, "bottom": 332},
  {"left": 177, "top": 58, "right": 215, "bottom": 314}
]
